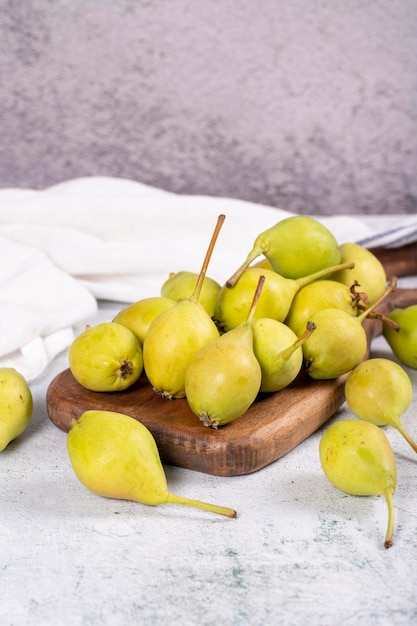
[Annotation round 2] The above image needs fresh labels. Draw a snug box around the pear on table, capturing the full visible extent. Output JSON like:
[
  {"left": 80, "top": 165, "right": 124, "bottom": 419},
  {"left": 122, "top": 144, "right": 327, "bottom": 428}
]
[
  {"left": 0, "top": 368, "right": 33, "bottom": 452},
  {"left": 345, "top": 358, "right": 417, "bottom": 454},
  {"left": 319, "top": 419, "right": 397, "bottom": 549},
  {"left": 143, "top": 215, "right": 225, "bottom": 399},
  {"left": 67, "top": 410, "right": 236, "bottom": 518}
]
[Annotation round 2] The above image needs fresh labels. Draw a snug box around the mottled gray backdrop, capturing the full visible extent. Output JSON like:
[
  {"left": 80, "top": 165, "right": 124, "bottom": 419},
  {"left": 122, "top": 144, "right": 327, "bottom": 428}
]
[{"left": 1, "top": 1, "right": 417, "bottom": 215}]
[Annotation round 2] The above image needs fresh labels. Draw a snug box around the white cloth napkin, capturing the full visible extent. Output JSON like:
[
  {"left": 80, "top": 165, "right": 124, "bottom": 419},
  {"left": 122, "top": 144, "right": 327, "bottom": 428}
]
[{"left": 1, "top": 175, "right": 417, "bottom": 382}]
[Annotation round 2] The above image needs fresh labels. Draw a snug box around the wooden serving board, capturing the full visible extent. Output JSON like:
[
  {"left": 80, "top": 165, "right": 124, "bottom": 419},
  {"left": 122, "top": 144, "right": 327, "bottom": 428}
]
[{"left": 46, "top": 244, "right": 417, "bottom": 477}]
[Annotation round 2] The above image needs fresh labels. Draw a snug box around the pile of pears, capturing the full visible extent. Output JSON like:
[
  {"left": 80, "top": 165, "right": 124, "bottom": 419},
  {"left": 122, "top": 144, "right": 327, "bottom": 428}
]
[
  {"left": 65, "top": 212, "right": 417, "bottom": 540},
  {"left": 69, "top": 212, "right": 413, "bottom": 430}
]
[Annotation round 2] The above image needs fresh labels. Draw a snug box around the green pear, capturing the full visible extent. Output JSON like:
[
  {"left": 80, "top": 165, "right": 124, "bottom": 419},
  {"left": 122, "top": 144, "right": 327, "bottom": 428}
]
[
  {"left": 285, "top": 279, "right": 360, "bottom": 336},
  {"left": 185, "top": 276, "right": 264, "bottom": 428},
  {"left": 143, "top": 215, "right": 225, "bottom": 399},
  {"left": 330, "top": 242, "right": 387, "bottom": 305},
  {"left": 0, "top": 368, "right": 33, "bottom": 452},
  {"left": 67, "top": 410, "right": 236, "bottom": 517},
  {"left": 303, "top": 281, "right": 396, "bottom": 380},
  {"left": 319, "top": 419, "right": 397, "bottom": 548},
  {"left": 214, "top": 261, "right": 354, "bottom": 332},
  {"left": 68, "top": 322, "right": 143, "bottom": 392},
  {"left": 383, "top": 305, "right": 417, "bottom": 369},
  {"left": 113, "top": 296, "right": 176, "bottom": 344},
  {"left": 161, "top": 271, "right": 221, "bottom": 317},
  {"left": 226, "top": 215, "right": 341, "bottom": 286},
  {"left": 345, "top": 358, "right": 416, "bottom": 454},
  {"left": 252, "top": 319, "right": 316, "bottom": 392}
]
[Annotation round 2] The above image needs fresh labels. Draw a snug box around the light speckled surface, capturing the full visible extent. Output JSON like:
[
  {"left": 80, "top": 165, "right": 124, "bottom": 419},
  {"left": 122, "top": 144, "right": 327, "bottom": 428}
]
[
  {"left": 1, "top": 298, "right": 417, "bottom": 626},
  {"left": 1, "top": 1, "right": 417, "bottom": 214}
]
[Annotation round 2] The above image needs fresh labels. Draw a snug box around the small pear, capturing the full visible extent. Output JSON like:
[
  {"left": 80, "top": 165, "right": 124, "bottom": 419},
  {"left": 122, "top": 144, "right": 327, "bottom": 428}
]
[
  {"left": 252, "top": 319, "right": 316, "bottom": 393},
  {"left": 161, "top": 271, "right": 221, "bottom": 317},
  {"left": 345, "top": 358, "right": 417, "bottom": 454},
  {"left": 285, "top": 279, "right": 361, "bottom": 336},
  {"left": 0, "top": 368, "right": 33, "bottom": 452},
  {"left": 68, "top": 322, "right": 143, "bottom": 392},
  {"left": 185, "top": 276, "right": 264, "bottom": 428},
  {"left": 383, "top": 305, "right": 417, "bottom": 369},
  {"left": 143, "top": 215, "right": 224, "bottom": 399},
  {"left": 67, "top": 410, "right": 236, "bottom": 517},
  {"left": 319, "top": 419, "right": 397, "bottom": 548},
  {"left": 303, "top": 281, "right": 396, "bottom": 380},
  {"left": 113, "top": 296, "right": 176, "bottom": 344},
  {"left": 215, "top": 261, "right": 354, "bottom": 332},
  {"left": 330, "top": 242, "right": 387, "bottom": 305},
  {"left": 226, "top": 216, "right": 341, "bottom": 286}
]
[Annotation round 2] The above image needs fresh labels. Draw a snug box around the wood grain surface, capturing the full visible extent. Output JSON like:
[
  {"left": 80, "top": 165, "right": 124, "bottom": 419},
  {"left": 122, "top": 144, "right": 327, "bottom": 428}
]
[{"left": 46, "top": 243, "right": 417, "bottom": 476}]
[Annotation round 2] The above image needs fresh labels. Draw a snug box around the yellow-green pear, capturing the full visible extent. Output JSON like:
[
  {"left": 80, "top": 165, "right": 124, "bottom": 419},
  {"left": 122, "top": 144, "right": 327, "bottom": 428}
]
[
  {"left": 345, "top": 358, "right": 416, "bottom": 454},
  {"left": 0, "top": 368, "right": 33, "bottom": 452},
  {"left": 382, "top": 305, "right": 417, "bottom": 369},
  {"left": 161, "top": 271, "right": 221, "bottom": 317},
  {"left": 319, "top": 419, "right": 397, "bottom": 548},
  {"left": 68, "top": 322, "right": 143, "bottom": 392},
  {"left": 113, "top": 296, "right": 176, "bottom": 344},
  {"left": 252, "top": 319, "right": 316, "bottom": 393},
  {"left": 185, "top": 276, "right": 265, "bottom": 428},
  {"left": 67, "top": 410, "right": 236, "bottom": 517},
  {"left": 226, "top": 216, "right": 341, "bottom": 286},
  {"left": 143, "top": 215, "right": 225, "bottom": 399},
  {"left": 330, "top": 242, "right": 387, "bottom": 305}
]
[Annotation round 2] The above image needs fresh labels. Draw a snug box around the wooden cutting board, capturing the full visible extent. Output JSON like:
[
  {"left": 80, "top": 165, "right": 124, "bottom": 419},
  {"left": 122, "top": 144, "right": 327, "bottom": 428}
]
[{"left": 46, "top": 244, "right": 417, "bottom": 477}]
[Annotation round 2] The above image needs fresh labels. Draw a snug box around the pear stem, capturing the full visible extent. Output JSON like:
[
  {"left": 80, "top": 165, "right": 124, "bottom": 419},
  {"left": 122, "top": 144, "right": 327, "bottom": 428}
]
[
  {"left": 191, "top": 214, "right": 226, "bottom": 302},
  {"left": 395, "top": 422, "right": 417, "bottom": 454},
  {"left": 245, "top": 274, "right": 266, "bottom": 325},
  {"left": 276, "top": 321, "right": 317, "bottom": 362},
  {"left": 226, "top": 246, "right": 263, "bottom": 288},
  {"left": 166, "top": 492, "right": 237, "bottom": 518},
  {"left": 383, "top": 489, "right": 395, "bottom": 549},
  {"left": 294, "top": 261, "right": 355, "bottom": 289},
  {"left": 357, "top": 277, "right": 397, "bottom": 324}
]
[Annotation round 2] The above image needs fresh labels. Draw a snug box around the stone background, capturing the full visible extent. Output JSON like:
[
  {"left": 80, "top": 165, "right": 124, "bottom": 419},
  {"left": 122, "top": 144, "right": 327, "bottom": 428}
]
[{"left": 1, "top": 0, "right": 416, "bottom": 215}]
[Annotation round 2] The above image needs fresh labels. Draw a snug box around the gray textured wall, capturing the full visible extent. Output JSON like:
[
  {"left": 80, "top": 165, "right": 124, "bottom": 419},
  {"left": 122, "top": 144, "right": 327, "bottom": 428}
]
[{"left": 1, "top": 1, "right": 417, "bottom": 215}]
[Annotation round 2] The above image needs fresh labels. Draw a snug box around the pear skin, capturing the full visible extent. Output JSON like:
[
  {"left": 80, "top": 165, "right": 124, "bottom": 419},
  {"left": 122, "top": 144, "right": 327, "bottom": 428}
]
[
  {"left": 383, "top": 305, "right": 417, "bottom": 369},
  {"left": 67, "top": 410, "right": 236, "bottom": 517},
  {"left": 113, "top": 296, "right": 176, "bottom": 344},
  {"left": 319, "top": 419, "right": 396, "bottom": 548},
  {"left": 0, "top": 368, "right": 33, "bottom": 452}
]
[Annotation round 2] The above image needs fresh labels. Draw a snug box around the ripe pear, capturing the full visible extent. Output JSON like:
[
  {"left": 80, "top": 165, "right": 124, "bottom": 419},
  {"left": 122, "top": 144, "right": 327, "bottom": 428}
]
[
  {"left": 0, "top": 368, "right": 33, "bottom": 452},
  {"left": 252, "top": 319, "right": 316, "bottom": 393},
  {"left": 214, "top": 261, "right": 354, "bottom": 332},
  {"left": 185, "top": 276, "right": 265, "bottom": 428},
  {"left": 68, "top": 322, "right": 143, "bottom": 392},
  {"left": 143, "top": 215, "right": 225, "bottom": 399},
  {"left": 113, "top": 296, "right": 176, "bottom": 344},
  {"left": 161, "top": 271, "right": 221, "bottom": 317},
  {"left": 67, "top": 410, "right": 236, "bottom": 517},
  {"left": 382, "top": 305, "right": 417, "bottom": 369},
  {"left": 330, "top": 242, "right": 387, "bottom": 305},
  {"left": 345, "top": 358, "right": 417, "bottom": 454},
  {"left": 285, "top": 279, "right": 361, "bottom": 336},
  {"left": 226, "top": 215, "right": 341, "bottom": 286},
  {"left": 303, "top": 281, "right": 396, "bottom": 380},
  {"left": 319, "top": 419, "right": 397, "bottom": 548}
]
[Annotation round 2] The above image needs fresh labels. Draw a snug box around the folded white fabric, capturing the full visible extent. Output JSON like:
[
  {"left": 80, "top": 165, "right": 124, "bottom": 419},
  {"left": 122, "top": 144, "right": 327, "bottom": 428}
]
[{"left": 1, "top": 175, "right": 416, "bottom": 381}]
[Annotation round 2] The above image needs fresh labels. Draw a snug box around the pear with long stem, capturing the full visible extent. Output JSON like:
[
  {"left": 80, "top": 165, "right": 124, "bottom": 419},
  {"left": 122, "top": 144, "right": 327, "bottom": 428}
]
[
  {"left": 68, "top": 410, "right": 236, "bottom": 518},
  {"left": 143, "top": 215, "right": 225, "bottom": 399},
  {"left": 345, "top": 358, "right": 417, "bottom": 454},
  {"left": 320, "top": 419, "right": 397, "bottom": 549}
]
